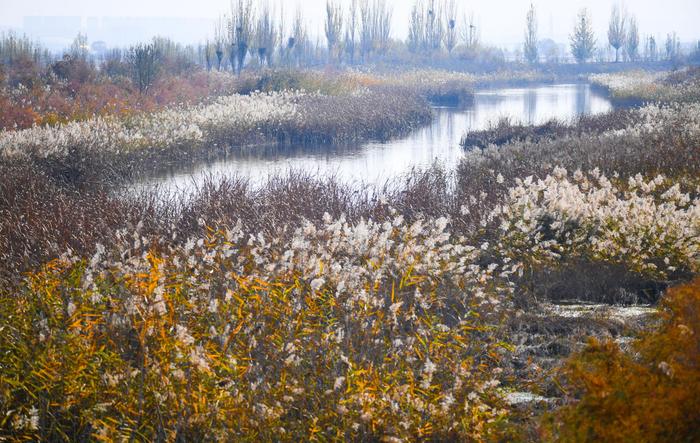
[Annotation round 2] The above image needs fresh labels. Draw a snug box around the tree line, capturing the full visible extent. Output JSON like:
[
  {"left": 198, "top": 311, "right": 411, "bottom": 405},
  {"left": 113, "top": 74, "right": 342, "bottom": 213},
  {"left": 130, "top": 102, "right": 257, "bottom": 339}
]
[
  {"left": 2, "top": 0, "right": 698, "bottom": 90},
  {"left": 198, "top": 0, "right": 695, "bottom": 72},
  {"left": 524, "top": 3, "right": 687, "bottom": 65}
]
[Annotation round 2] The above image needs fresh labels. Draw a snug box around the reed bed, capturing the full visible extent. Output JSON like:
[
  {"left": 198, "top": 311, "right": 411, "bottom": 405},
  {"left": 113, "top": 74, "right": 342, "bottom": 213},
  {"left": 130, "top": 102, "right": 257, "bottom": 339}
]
[
  {"left": 456, "top": 102, "right": 700, "bottom": 305},
  {"left": 372, "top": 69, "right": 553, "bottom": 105},
  {"left": 590, "top": 67, "right": 700, "bottom": 104},
  {"left": 0, "top": 86, "right": 431, "bottom": 184},
  {"left": 1, "top": 161, "right": 698, "bottom": 440},
  {"left": 458, "top": 103, "right": 700, "bottom": 205},
  {"left": 460, "top": 109, "right": 637, "bottom": 150}
]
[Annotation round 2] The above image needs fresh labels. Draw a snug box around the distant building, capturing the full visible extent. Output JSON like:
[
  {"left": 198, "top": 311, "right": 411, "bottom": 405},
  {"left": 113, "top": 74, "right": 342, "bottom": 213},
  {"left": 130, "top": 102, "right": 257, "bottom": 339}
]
[{"left": 91, "top": 41, "right": 108, "bottom": 57}]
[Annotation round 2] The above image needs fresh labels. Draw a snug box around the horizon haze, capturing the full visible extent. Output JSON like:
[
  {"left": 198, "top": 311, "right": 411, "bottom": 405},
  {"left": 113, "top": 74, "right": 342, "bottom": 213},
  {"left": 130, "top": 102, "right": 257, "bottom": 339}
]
[{"left": 1, "top": 0, "right": 699, "bottom": 51}]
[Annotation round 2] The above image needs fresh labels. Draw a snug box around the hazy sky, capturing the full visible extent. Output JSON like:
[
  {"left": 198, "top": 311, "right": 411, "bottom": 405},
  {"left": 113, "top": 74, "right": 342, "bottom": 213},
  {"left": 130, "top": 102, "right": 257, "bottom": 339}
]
[{"left": 1, "top": 0, "right": 699, "bottom": 47}]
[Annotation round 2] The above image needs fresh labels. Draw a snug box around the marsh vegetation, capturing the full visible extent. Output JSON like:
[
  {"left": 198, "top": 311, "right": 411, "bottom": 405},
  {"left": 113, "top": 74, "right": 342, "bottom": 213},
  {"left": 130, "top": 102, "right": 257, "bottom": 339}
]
[{"left": 1, "top": 1, "right": 699, "bottom": 441}]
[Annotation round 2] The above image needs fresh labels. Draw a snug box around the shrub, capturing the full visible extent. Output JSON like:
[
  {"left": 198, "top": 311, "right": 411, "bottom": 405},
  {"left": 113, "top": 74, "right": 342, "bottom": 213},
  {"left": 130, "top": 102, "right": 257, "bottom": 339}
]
[
  {"left": 540, "top": 278, "right": 700, "bottom": 442},
  {"left": 492, "top": 169, "right": 699, "bottom": 283},
  {"left": 50, "top": 55, "right": 95, "bottom": 88}
]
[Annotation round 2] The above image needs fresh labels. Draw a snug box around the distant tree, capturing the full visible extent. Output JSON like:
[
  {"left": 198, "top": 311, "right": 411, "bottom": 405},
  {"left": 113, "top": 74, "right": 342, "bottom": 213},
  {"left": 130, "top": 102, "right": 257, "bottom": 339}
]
[
  {"left": 594, "top": 46, "right": 608, "bottom": 63},
  {"left": 203, "top": 40, "right": 215, "bottom": 71},
  {"left": 374, "top": 0, "right": 393, "bottom": 56},
  {"left": 665, "top": 32, "right": 680, "bottom": 61},
  {"left": 70, "top": 33, "right": 89, "bottom": 62},
  {"left": 291, "top": 9, "right": 308, "bottom": 67},
  {"left": 344, "top": 0, "right": 359, "bottom": 63},
  {"left": 324, "top": 1, "right": 344, "bottom": 63},
  {"left": 645, "top": 35, "right": 658, "bottom": 61},
  {"left": 570, "top": 8, "right": 596, "bottom": 63},
  {"left": 460, "top": 12, "right": 479, "bottom": 53},
  {"left": 359, "top": 0, "right": 373, "bottom": 59},
  {"left": 541, "top": 38, "right": 561, "bottom": 63},
  {"left": 0, "top": 32, "right": 47, "bottom": 67},
  {"left": 691, "top": 41, "right": 700, "bottom": 64},
  {"left": 443, "top": 0, "right": 458, "bottom": 55},
  {"left": 625, "top": 16, "right": 640, "bottom": 62},
  {"left": 214, "top": 16, "right": 226, "bottom": 70},
  {"left": 229, "top": 0, "right": 254, "bottom": 75},
  {"left": 408, "top": 1, "right": 425, "bottom": 53},
  {"left": 277, "top": 4, "right": 286, "bottom": 63},
  {"left": 408, "top": 0, "right": 443, "bottom": 54},
  {"left": 102, "top": 48, "right": 129, "bottom": 78},
  {"left": 524, "top": 3, "right": 538, "bottom": 64},
  {"left": 255, "top": 3, "right": 277, "bottom": 67},
  {"left": 607, "top": 5, "right": 627, "bottom": 62},
  {"left": 425, "top": 0, "right": 443, "bottom": 51},
  {"left": 127, "top": 42, "right": 161, "bottom": 94},
  {"left": 151, "top": 36, "right": 196, "bottom": 75},
  {"left": 202, "top": 40, "right": 210, "bottom": 71}
]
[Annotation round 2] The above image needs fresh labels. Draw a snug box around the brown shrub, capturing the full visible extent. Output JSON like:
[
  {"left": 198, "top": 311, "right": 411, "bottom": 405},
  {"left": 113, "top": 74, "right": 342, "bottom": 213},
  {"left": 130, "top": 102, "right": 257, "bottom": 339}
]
[{"left": 539, "top": 278, "right": 700, "bottom": 442}]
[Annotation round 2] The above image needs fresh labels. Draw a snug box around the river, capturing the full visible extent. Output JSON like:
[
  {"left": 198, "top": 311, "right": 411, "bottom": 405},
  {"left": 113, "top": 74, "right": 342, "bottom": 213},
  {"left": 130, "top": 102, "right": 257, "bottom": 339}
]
[{"left": 134, "top": 83, "right": 613, "bottom": 195}]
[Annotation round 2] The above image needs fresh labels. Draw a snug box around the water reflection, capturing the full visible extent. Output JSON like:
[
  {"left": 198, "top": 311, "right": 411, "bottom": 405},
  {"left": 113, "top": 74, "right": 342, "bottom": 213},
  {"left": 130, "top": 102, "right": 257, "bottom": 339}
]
[{"left": 135, "top": 83, "right": 612, "bottom": 195}]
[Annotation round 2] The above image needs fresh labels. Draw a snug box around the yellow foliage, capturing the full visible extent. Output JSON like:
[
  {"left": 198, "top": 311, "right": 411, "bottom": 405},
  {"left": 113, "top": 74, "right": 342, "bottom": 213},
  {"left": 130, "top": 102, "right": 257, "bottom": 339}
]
[
  {"left": 540, "top": 278, "right": 700, "bottom": 442},
  {"left": 0, "top": 230, "right": 511, "bottom": 441}
]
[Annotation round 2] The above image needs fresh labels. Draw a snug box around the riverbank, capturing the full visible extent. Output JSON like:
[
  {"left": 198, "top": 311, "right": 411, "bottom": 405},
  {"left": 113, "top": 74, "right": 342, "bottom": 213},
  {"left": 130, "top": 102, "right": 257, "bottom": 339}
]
[
  {"left": 131, "top": 83, "right": 612, "bottom": 194},
  {"left": 589, "top": 67, "right": 700, "bottom": 105},
  {"left": 0, "top": 85, "right": 432, "bottom": 185},
  {"left": 0, "top": 67, "right": 628, "bottom": 186}
]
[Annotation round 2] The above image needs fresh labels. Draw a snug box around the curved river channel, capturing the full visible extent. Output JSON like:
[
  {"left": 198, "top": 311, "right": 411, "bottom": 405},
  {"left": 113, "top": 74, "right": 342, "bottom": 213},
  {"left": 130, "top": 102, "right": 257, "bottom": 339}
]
[{"left": 134, "top": 83, "right": 613, "bottom": 196}]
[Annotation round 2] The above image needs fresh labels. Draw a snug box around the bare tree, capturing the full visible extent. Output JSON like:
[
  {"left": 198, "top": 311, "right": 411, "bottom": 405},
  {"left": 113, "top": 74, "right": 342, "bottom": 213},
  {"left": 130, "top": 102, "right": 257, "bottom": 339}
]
[
  {"left": 230, "top": 0, "right": 254, "bottom": 75},
  {"left": 276, "top": 3, "right": 287, "bottom": 65},
  {"left": 374, "top": 0, "right": 393, "bottom": 56},
  {"left": 127, "top": 42, "right": 161, "bottom": 94},
  {"left": 425, "top": 0, "right": 443, "bottom": 52},
  {"left": 625, "top": 16, "right": 640, "bottom": 62},
  {"left": 255, "top": 3, "right": 277, "bottom": 67},
  {"left": 570, "top": 8, "right": 596, "bottom": 63},
  {"left": 324, "top": 1, "right": 344, "bottom": 63},
  {"left": 202, "top": 40, "right": 216, "bottom": 71},
  {"left": 608, "top": 5, "right": 626, "bottom": 62},
  {"left": 70, "top": 33, "right": 89, "bottom": 61},
  {"left": 214, "top": 16, "right": 226, "bottom": 70},
  {"left": 690, "top": 41, "right": 700, "bottom": 63},
  {"left": 408, "top": 0, "right": 443, "bottom": 54},
  {"left": 359, "top": 0, "right": 372, "bottom": 59},
  {"left": 345, "top": 0, "right": 359, "bottom": 64},
  {"left": 355, "top": 0, "right": 393, "bottom": 61},
  {"left": 151, "top": 37, "right": 197, "bottom": 75},
  {"left": 645, "top": 35, "right": 658, "bottom": 61},
  {"left": 408, "top": 1, "right": 425, "bottom": 53},
  {"left": 461, "top": 12, "right": 479, "bottom": 52},
  {"left": 291, "top": 9, "right": 308, "bottom": 67},
  {"left": 443, "top": 0, "right": 458, "bottom": 55},
  {"left": 524, "top": 3, "right": 538, "bottom": 64},
  {"left": 0, "top": 31, "right": 48, "bottom": 68},
  {"left": 665, "top": 32, "right": 680, "bottom": 60}
]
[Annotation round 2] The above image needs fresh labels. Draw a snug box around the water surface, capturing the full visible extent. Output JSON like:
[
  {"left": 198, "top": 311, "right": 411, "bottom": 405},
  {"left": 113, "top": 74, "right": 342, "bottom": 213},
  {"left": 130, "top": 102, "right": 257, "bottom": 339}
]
[{"left": 136, "top": 83, "right": 612, "bottom": 195}]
